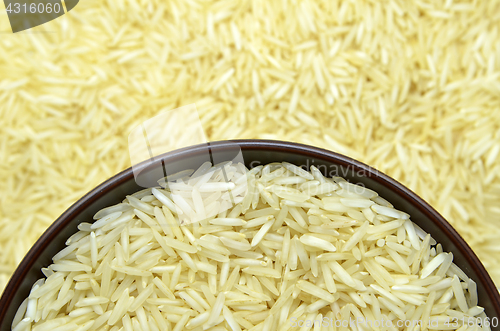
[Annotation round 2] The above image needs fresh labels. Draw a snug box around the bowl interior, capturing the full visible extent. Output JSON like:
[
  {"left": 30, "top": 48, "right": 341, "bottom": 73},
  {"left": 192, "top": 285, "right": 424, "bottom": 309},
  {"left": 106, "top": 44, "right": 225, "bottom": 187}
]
[{"left": 1, "top": 140, "right": 499, "bottom": 329}]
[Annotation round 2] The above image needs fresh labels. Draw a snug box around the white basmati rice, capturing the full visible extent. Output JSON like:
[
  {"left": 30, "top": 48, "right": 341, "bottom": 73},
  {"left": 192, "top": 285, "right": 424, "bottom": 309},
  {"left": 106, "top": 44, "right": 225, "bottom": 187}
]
[{"left": 11, "top": 162, "right": 488, "bottom": 331}]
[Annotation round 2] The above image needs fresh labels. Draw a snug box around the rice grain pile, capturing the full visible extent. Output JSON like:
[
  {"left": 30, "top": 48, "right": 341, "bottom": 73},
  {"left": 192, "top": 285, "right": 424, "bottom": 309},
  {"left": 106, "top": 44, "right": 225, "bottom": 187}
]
[
  {"left": 12, "top": 162, "right": 489, "bottom": 331},
  {"left": 0, "top": 0, "right": 500, "bottom": 293}
]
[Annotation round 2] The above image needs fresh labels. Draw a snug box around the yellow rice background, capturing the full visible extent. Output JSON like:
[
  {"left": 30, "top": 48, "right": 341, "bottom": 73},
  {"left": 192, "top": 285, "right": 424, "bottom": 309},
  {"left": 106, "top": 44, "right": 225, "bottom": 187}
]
[{"left": 0, "top": 0, "right": 499, "bottom": 293}]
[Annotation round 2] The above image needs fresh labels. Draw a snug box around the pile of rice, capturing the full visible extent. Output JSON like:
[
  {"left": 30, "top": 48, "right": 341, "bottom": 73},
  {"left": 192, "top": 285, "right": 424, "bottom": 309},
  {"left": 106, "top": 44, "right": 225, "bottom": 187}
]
[
  {"left": 12, "top": 162, "right": 488, "bottom": 331},
  {"left": 1, "top": 0, "right": 500, "bottom": 294}
]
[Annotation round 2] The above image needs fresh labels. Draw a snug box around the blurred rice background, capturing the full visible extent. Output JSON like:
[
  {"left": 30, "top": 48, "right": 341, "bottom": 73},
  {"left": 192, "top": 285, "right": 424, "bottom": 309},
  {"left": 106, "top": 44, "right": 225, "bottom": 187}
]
[{"left": 0, "top": 0, "right": 499, "bottom": 292}]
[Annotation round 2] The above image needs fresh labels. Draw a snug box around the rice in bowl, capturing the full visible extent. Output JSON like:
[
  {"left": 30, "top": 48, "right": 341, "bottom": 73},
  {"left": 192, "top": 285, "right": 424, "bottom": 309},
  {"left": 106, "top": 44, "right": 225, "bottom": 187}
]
[{"left": 11, "top": 162, "right": 490, "bottom": 331}]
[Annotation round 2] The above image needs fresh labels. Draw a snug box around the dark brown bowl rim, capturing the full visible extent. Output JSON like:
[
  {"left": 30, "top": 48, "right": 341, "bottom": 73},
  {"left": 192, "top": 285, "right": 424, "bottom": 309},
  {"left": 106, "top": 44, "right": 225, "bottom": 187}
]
[{"left": 1, "top": 139, "right": 499, "bottom": 323}]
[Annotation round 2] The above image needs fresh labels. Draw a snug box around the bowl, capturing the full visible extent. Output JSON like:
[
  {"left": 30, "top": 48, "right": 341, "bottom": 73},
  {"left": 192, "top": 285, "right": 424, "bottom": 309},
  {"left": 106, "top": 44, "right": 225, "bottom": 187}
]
[{"left": 1, "top": 139, "right": 499, "bottom": 329}]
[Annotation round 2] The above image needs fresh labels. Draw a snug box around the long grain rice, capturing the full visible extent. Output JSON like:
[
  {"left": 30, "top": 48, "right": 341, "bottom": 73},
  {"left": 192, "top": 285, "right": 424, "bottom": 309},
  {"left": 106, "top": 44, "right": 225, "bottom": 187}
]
[
  {"left": 11, "top": 162, "right": 489, "bottom": 331},
  {"left": 0, "top": 0, "right": 499, "bottom": 306}
]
